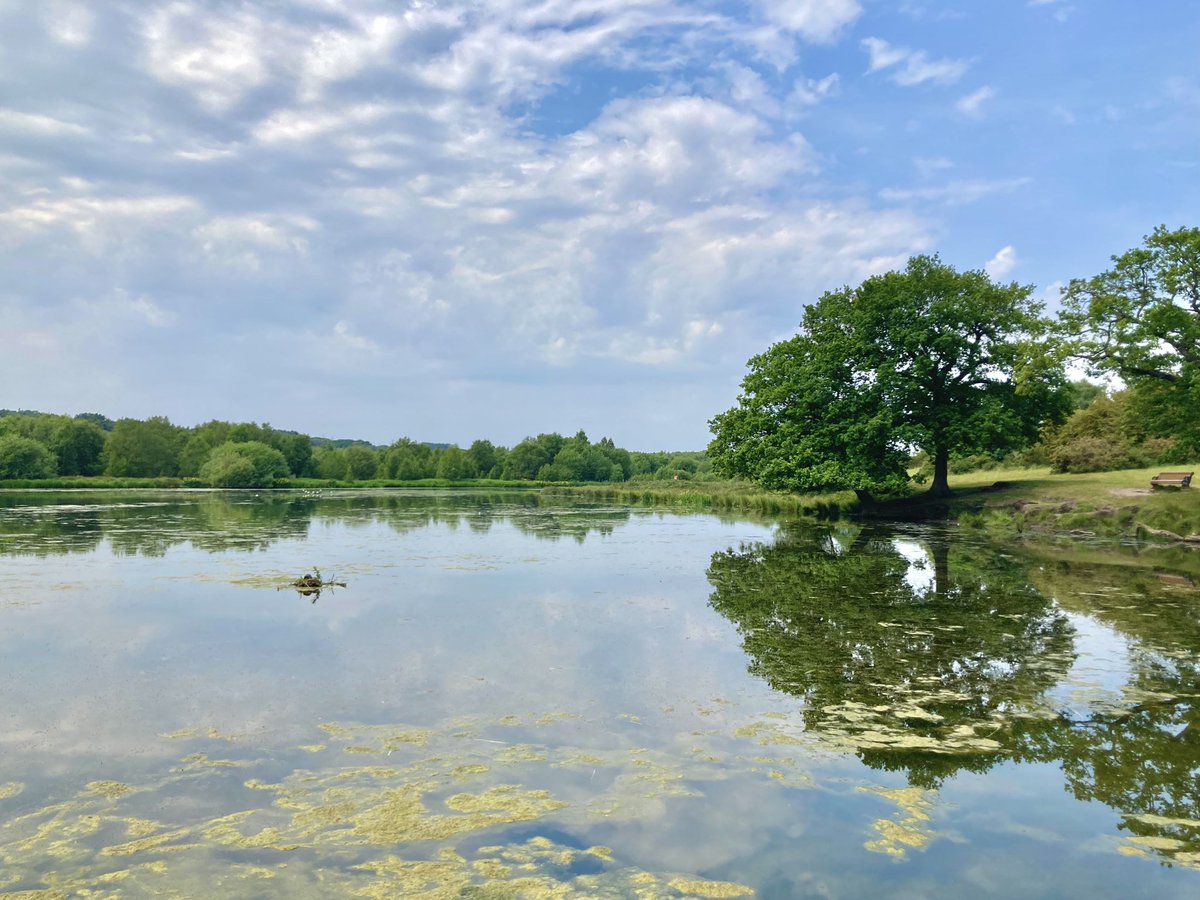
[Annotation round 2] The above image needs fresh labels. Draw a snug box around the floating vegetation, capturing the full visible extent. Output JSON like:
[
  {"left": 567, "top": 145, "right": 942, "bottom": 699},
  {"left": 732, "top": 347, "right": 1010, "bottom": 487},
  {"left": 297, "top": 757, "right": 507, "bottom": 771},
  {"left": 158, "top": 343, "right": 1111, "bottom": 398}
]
[
  {"left": 0, "top": 713, "right": 807, "bottom": 896},
  {"left": 859, "top": 785, "right": 940, "bottom": 859}
]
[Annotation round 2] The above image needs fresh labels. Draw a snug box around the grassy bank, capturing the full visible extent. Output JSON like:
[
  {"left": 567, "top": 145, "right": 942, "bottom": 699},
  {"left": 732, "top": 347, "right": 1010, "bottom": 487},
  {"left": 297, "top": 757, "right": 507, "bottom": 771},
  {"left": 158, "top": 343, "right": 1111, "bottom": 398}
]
[
  {"left": 942, "top": 465, "right": 1200, "bottom": 541},
  {"left": 552, "top": 466, "right": 1200, "bottom": 542},
  {"left": 543, "top": 480, "right": 858, "bottom": 518}
]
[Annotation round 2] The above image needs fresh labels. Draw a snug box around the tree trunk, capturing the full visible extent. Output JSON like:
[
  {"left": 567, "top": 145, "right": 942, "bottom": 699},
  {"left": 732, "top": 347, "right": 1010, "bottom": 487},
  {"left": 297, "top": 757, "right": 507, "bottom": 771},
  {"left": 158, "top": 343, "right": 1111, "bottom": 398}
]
[
  {"left": 928, "top": 445, "right": 951, "bottom": 498},
  {"left": 854, "top": 488, "right": 875, "bottom": 508},
  {"left": 932, "top": 540, "right": 949, "bottom": 597}
]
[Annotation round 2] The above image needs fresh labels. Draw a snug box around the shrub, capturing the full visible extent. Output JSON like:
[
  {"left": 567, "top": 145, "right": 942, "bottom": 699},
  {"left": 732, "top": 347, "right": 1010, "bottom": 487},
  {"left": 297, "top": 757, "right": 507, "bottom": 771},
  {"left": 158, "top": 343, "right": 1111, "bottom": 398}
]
[
  {"left": 0, "top": 434, "right": 57, "bottom": 479},
  {"left": 1048, "top": 436, "right": 1144, "bottom": 474},
  {"left": 200, "top": 441, "right": 289, "bottom": 487}
]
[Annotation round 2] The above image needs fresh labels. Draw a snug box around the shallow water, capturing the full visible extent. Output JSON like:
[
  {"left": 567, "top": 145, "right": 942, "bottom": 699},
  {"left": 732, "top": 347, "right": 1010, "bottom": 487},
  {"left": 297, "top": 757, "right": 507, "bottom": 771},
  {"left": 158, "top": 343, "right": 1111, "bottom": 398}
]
[{"left": 0, "top": 489, "right": 1198, "bottom": 897}]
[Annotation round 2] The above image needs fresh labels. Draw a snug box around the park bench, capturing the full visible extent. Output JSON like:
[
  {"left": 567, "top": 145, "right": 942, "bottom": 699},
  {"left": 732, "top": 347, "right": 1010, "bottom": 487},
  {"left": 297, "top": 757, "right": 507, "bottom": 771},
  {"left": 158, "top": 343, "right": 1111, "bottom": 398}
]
[{"left": 1150, "top": 471, "right": 1193, "bottom": 489}]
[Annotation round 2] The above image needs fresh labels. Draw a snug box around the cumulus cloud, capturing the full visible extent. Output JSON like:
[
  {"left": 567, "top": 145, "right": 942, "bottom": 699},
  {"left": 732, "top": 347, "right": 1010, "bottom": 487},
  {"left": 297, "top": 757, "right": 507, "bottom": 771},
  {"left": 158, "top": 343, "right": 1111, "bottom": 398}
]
[
  {"left": 861, "top": 37, "right": 969, "bottom": 86},
  {"left": 141, "top": 3, "right": 276, "bottom": 111},
  {"left": 757, "top": 0, "right": 862, "bottom": 43},
  {"left": 984, "top": 245, "right": 1017, "bottom": 279},
  {"left": 0, "top": 0, "right": 944, "bottom": 446}
]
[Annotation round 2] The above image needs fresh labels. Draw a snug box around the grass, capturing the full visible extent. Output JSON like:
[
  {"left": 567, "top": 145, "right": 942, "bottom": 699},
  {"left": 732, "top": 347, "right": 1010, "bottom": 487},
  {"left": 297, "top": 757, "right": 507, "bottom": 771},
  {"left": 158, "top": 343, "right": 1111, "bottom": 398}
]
[
  {"left": 941, "top": 464, "right": 1200, "bottom": 540},
  {"left": 543, "top": 480, "right": 859, "bottom": 519},
  {"left": 553, "top": 465, "right": 1200, "bottom": 542}
]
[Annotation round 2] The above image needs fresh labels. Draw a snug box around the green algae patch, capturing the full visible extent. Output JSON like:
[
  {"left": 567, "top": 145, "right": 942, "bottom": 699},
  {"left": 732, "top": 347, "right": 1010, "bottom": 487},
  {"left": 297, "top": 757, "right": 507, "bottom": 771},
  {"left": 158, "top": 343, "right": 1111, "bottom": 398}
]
[
  {"left": 179, "top": 753, "right": 251, "bottom": 769},
  {"left": 859, "top": 785, "right": 939, "bottom": 860},
  {"left": 667, "top": 878, "right": 755, "bottom": 898},
  {"left": 0, "top": 783, "right": 24, "bottom": 801},
  {"left": 84, "top": 781, "right": 133, "bottom": 800},
  {"left": 0, "top": 712, "right": 811, "bottom": 896},
  {"left": 159, "top": 728, "right": 198, "bottom": 740},
  {"left": 100, "top": 827, "right": 192, "bottom": 858}
]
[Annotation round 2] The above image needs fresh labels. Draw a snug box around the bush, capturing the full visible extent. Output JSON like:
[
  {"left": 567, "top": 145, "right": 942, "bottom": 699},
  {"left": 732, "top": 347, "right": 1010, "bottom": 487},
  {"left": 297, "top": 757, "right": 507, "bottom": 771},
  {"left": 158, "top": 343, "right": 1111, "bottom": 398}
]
[
  {"left": 0, "top": 434, "right": 57, "bottom": 479},
  {"left": 1048, "top": 436, "right": 1144, "bottom": 474},
  {"left": 200, "top": 441, "right": 289, "bottom": 487}
]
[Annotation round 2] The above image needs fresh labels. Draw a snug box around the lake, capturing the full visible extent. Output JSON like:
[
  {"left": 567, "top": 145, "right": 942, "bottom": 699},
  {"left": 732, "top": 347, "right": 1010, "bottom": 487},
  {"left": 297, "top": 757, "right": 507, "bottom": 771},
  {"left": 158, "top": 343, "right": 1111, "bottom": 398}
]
[{"left": 1, "top": 489, "right": 1198, "bottom": 898}]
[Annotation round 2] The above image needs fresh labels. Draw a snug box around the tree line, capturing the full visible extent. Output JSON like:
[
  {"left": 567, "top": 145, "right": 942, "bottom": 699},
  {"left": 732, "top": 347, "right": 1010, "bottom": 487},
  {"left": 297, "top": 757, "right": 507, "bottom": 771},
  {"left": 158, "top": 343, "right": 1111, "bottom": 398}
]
[
  {"left": 709, "top": 225, "right": 1200, "bottom": 498},
  {"left": 0, "top": 413, "right": 710, "bottom": 488}
]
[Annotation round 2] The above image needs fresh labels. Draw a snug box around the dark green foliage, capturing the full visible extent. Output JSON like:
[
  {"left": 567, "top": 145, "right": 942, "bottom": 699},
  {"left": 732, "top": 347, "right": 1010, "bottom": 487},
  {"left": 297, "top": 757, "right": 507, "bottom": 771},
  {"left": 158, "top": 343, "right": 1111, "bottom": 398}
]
[
  {"left": 199, "top": 441, "right": 290, "bottom": 487},
  {"left": 50, "top": 419, "right": 107, "bottom": 476},
  {"left": 0, "top": 434, "right": 57, "bottom": 479},
  {"left": 74, "top": 412, "right": 115, "bottom": 431},
  {"left": 0, "top": 413, "right": 106, "bottom": 476},
  {"left": 342, "top": 445, "right": 378, "bottom": 481},
  {"left": 467, "top": 440, "right": 497, "bottom": 476},
  {"left": 381, "top": 439, "right": 435, "bottom": 480},
  {"left": 102, "top": 417, "right": 186, "bottom": 477},
  {"left": 1062, "top": 225, "right": 1200, "bottom": 455},
  {"left": 1067, "top": 380, "right": 1106, "bottom": 410},
  {"left": 0, "top": 412, "right": 665, "bottom": 486},
  {"left": 178, "top": 421, "right": 233, "bottom": 476},
  {"left": 1043, "top": 390, "right": 1186, "bottom": 473},
  {"left": 313, "top": 446, "right": 349, "bottom": 480},
  {"left": 435, "top": 446, "right": 477, "bottom": 480},
  {"left": 711, "top": 256, "right": 1067, "bottom": 498},
  {"left": 502, "top": 437, "right": 553, "bottom": 480}
]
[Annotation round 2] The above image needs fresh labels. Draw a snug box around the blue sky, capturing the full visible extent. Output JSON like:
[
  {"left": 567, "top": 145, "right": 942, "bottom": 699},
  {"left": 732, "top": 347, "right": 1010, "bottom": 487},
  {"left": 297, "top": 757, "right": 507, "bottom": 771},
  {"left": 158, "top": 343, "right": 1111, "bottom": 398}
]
[{"left": 3, "top": 0, "right": 1197, "bottom": 449}]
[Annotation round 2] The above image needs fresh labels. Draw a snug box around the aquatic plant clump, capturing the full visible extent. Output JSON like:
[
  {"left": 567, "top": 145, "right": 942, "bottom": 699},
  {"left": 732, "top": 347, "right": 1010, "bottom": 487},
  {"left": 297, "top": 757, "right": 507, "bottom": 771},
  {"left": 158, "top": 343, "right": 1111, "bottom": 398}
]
[{"left": 0, "top": 714, "right": 781, "bottom": 897}]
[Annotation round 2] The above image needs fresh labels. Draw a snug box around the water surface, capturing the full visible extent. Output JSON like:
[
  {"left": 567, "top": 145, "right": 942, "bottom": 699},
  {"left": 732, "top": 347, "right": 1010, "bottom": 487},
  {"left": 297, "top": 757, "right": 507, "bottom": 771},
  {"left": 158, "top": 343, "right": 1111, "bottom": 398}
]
[{"left": 1, "top": 490, "right": 1198, "bottom": 897}]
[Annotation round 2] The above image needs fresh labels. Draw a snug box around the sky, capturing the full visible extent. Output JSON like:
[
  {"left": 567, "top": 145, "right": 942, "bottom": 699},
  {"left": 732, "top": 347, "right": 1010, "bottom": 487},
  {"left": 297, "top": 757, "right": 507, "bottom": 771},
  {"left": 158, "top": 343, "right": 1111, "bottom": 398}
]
[{"left": 2, "top": 0, "right": 1198, "bottom": 450}]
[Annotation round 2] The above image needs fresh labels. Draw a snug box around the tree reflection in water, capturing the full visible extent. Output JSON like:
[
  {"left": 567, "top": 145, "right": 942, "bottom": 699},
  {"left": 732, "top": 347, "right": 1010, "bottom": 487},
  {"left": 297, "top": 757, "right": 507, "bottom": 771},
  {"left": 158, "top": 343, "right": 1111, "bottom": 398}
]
[{"left": 707, "top": 525, "right": 1200, "bottom": 866}]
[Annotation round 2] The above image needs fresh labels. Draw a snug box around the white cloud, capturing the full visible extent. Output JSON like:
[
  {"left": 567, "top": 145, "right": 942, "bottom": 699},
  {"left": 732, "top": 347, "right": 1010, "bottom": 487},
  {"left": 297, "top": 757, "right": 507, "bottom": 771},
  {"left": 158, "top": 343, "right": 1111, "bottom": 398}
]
[
  {"left": 757, "top": 0, "right": 862, "bottom": 43},
  {"left": 42, "top": 1, "right": 94, "bottom": 45},
  {"left": 0, "top": 0, "right": 951, "bottom": 446},
  {"left": 913, "top": 156, "right": 954, "bottom": 177},
  {"left": 142, "top": 3, "right": 275, "bottom": 111},
  {"left": 0, "top": 108, "right": 89, "bottom": 136},
  {"left": 956, "top": 85, "right": 996, "bottom": 117},
  {"left": 984, "top": 245, "right": 1017, "bottom": 279},
  {"left": 0, "top": 193, "right": 199, "bottom": 251},
  {"left": 1030, "top": 0, "right": 1073, "bottom": 22},
  {"left": 173, "top": 145, "right": 239, "bottom": 162},
  {"left": 861, "top": 37, "right": 969, "bottom": 86},
  {"left": 298, "top": 13, "right": 410, "bottom": 99},
  {"left": 75, "top": 290, "right": 176, "bottom": 328},
  {"left": 193, "top": 214, "right": 316, "bottom": 270},
  {"left": 332, "top": 320, "right": 381, "bottom": 355},
  {"left": 787, "top": 74, "right": 840, "bottom": 110},
  {"left": 253, "top": 103, "right": 392, "bottom": 144},
  {"left": 880, "top": 177, "right": 1031, "bottom": 206}
]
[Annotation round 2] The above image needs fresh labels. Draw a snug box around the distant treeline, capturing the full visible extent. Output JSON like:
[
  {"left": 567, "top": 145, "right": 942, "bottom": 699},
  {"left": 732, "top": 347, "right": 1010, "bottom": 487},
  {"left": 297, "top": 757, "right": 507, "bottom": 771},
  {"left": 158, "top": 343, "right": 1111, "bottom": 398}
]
[{"left": 0, "top": 412, "right": 711, "bottom": 487}]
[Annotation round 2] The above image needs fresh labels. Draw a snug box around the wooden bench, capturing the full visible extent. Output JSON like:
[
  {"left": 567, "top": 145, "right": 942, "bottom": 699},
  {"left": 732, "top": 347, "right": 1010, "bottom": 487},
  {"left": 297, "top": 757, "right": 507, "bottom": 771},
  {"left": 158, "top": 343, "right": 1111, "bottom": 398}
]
[{"left": 1151, "top": 471, "right": 1193, "bottom": 489}]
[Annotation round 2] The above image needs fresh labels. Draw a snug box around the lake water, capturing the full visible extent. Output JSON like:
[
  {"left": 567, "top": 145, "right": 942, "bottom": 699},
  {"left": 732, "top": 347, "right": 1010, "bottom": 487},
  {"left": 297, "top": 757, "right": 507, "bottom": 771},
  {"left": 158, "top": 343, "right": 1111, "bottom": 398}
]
[{"left": 1, "top": 489, "right": 1198, "bottom": 898}]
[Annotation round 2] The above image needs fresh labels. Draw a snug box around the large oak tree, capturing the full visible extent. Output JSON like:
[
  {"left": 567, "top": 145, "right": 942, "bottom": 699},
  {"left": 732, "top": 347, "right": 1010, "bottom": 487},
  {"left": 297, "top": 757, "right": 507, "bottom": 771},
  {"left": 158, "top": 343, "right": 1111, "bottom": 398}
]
[{"left": 709, "top": 255, "right": 1067, "bottom": 498}]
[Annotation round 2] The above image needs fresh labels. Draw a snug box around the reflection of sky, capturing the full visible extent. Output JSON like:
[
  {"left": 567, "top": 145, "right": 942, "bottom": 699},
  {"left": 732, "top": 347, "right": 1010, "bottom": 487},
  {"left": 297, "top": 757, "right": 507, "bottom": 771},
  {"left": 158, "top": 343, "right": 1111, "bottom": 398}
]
[
  {"left": 893, "top": 538, "right": 936, "bottom": 595},
  {"left": 1051, "top": 611, "right": 1136, "bottom": 706},
  {"left": 3, "top": 494, "right": 1200, "bottom": 896},
  {"left": 0, "top": 497, "right": 781, "bottom": 771}
]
